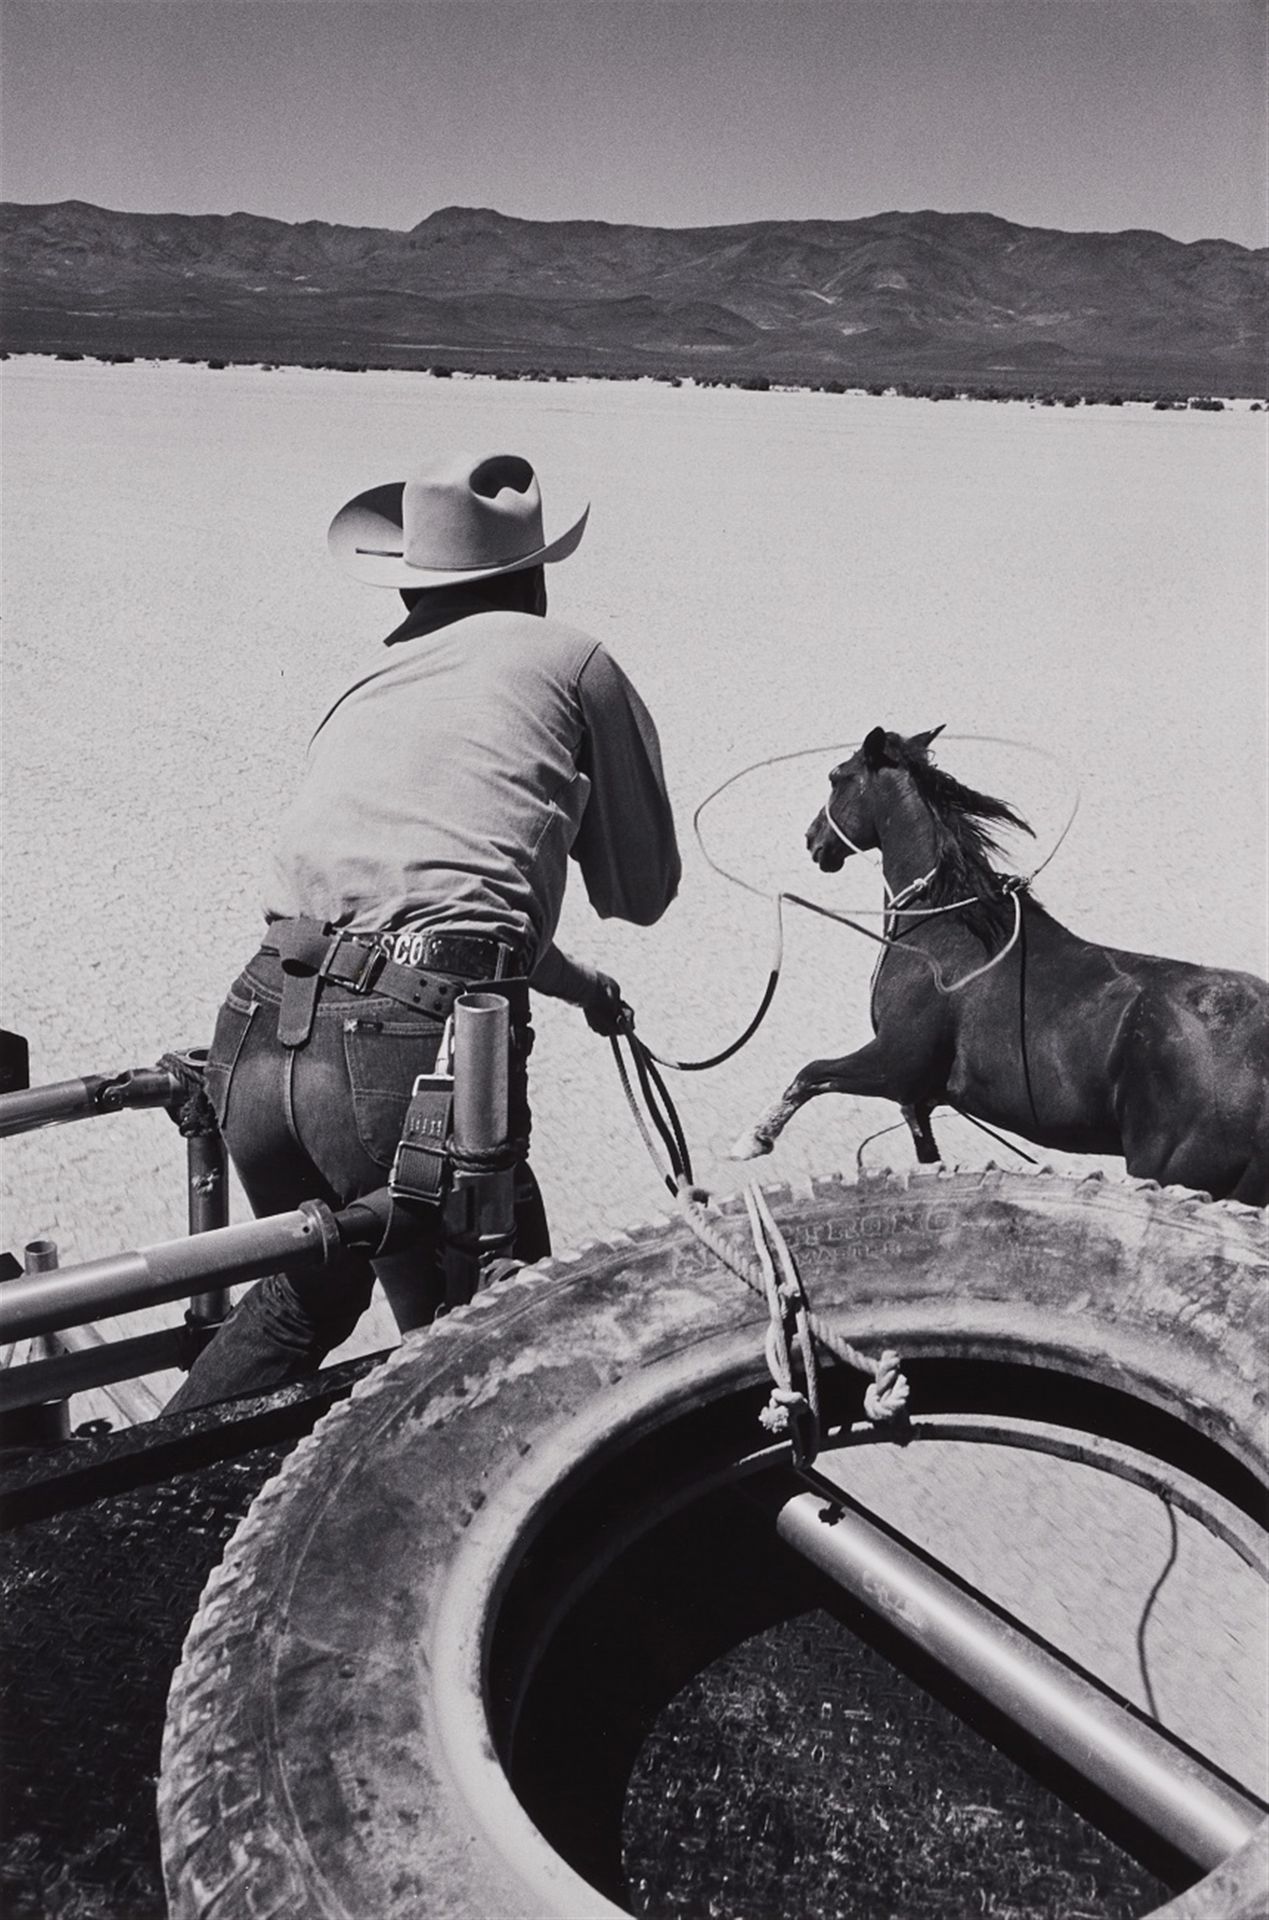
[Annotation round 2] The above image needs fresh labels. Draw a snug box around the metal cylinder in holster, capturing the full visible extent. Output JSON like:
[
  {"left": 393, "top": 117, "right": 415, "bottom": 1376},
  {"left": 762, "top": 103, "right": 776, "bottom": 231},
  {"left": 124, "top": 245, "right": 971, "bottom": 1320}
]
[{"left": 388, "top": 991, "right": 522, "bottom": 1310}]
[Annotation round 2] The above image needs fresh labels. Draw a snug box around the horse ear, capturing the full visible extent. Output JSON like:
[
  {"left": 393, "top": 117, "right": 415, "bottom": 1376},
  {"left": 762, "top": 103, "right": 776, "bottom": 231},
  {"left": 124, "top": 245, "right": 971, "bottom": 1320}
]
[
  {"left": 862, "top": 726, "right": 889, "bottom": 768},
  {"left": 909, "top": 724, "right": 946, "bottom": 757}
]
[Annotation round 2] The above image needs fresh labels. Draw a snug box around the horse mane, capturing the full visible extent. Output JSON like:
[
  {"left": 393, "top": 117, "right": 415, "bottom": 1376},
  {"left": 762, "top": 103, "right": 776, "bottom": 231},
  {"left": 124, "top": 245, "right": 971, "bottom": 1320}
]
[{"left": 897, "top": 739, "right": 1036, "bottom": 945}]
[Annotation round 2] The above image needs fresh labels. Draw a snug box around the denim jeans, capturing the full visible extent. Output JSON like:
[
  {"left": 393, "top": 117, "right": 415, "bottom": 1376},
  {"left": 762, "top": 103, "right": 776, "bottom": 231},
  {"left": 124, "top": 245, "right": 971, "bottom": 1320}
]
[{"left": 164, "top": 950, "right": 549, "bottom": 1414}]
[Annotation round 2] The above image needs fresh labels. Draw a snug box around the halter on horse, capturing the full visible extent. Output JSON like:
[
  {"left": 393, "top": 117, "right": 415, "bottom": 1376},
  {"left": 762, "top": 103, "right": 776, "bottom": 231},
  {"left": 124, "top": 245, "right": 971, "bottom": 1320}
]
[{"left": 731, "top": 726, "right": 1269, "bottom": 1207}]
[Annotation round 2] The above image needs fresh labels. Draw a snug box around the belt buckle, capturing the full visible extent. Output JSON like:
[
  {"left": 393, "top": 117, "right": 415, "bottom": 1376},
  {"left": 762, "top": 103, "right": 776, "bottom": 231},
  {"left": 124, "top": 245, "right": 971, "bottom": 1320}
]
[{"left": 323, "top": 935, "right": 383, "bottom": 994}]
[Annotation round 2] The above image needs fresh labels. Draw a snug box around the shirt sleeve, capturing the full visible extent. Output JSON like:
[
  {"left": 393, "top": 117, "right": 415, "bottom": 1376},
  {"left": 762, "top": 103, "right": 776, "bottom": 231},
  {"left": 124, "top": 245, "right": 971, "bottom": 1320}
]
[{"left": 570, "top": 644, "right": 681, "bottom": 924}]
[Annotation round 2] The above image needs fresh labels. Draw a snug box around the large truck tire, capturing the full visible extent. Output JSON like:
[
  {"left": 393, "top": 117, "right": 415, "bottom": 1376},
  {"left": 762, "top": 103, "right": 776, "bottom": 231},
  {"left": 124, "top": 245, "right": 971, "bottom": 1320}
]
[{"left": 158, "top": 1167, "right": 1267, "bottom": 1920}]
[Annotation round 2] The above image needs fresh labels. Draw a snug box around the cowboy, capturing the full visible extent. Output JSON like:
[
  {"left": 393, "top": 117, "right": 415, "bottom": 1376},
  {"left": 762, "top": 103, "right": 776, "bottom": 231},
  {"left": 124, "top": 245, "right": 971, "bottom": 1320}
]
[{"left": 166, "top": 451, "right": 680, "bottom": 1413}]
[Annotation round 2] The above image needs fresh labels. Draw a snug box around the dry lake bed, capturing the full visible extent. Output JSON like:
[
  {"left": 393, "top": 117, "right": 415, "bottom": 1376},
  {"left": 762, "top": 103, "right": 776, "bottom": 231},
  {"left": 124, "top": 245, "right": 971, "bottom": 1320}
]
[{"left": 3, "top": 357, "right": 1266, "bottom": 1391}]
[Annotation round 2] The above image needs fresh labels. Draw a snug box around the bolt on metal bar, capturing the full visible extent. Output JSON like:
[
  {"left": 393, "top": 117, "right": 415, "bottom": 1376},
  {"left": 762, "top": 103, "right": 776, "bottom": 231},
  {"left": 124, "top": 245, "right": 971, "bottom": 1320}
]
[
  {"left": 0, "top": 1202, "right": 344, "bottom": 1344},
  {"left": 185, "top": 1120, "right": 231, "bottom": 1332},
  {"left": 775, "top": 1482, "right": 1265, "bottom": 1871}
]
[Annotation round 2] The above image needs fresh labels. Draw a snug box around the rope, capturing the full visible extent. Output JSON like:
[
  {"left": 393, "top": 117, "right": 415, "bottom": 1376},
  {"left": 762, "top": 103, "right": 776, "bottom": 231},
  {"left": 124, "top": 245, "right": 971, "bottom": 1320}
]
[
  {"left": 637, "top": 895, "right": 787, "bottom": 1072},
  {"left": 448, "top": 1136, "right": 530, "bottom": 1175},
  {"left": 676, "top": 1178, "right": 910, "bottom": 1427},
  {"left": 746, "top": 1184, "right": 822, "bottom": 1465},
  {"left": 609, "top": 1032, "right": 696, "bottom": 1195},
  {"left": 603, "top": 738, "right": 1078, "bottom": 1410},
  {"left": 693, "top": 735, "right": 1081, "bottom": 913},
  {"left": 610, "top": 1018, "right": 908, "bottom": 1426},
  {"left": 156, "top": 1052, "right": 220, "bottom": 1138},
  {"left": 629, "top": 739, "right": 1078, "bottom": 1075}
]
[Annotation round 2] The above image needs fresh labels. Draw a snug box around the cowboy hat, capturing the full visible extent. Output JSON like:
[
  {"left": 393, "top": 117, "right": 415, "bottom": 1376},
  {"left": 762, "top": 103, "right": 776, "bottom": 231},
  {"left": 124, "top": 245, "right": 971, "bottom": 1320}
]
[{"left": 328, "top": 451, "right": 589, "bottom": 588}]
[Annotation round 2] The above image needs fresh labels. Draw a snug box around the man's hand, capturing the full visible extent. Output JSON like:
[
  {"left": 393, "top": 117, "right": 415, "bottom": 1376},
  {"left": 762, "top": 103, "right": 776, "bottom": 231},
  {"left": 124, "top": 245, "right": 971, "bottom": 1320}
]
[{"left": 580, "top": 969, "right": 633, "bottom": 1037}]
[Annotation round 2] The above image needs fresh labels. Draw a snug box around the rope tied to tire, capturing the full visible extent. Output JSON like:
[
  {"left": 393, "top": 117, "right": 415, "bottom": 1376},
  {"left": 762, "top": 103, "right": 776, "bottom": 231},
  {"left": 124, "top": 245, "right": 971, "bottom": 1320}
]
[
  {"left": 693, "top": 1184, "right": 910, "bottom": 1439},
  {"left": 746, "top": 1184, "right": 821, "bottom": 1466},
  {"left": 610, "top": 1025, "right": 909, "bottom": 1445}
]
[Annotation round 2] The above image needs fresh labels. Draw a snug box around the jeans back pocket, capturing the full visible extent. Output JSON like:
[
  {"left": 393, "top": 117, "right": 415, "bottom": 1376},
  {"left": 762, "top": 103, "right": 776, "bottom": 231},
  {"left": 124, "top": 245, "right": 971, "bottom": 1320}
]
[{"left": 342, "top": 1016, "right": 444, "bottom": 1170}]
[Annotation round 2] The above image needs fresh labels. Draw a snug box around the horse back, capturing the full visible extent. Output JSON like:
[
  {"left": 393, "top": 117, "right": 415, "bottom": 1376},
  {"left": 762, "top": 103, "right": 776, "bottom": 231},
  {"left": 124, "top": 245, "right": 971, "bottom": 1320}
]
[{"left": 1109, "top": 949, "right": 1269, "bottom": 1202}]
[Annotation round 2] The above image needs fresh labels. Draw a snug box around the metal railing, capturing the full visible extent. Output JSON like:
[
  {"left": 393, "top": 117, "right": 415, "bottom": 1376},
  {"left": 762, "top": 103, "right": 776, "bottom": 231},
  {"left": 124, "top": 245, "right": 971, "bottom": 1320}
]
[
  {"left": 0, "top": 1048, "right": 237, "bottom": 1424},
  {"left": 0, "top": 996, "right": 517, "bottom": 1430}
]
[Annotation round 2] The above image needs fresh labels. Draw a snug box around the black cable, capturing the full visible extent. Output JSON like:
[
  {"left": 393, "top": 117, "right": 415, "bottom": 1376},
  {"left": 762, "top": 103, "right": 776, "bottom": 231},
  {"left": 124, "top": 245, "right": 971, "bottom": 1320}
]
[
  {"left": 640, "top": 966, "right": 781, "bottom": 1072},
  {"left": 630, "top": 1032, "right": 694, "bottom": 1188},
  {"left": 635, "top": 1039, "right": 695, "bottom": 1187}
]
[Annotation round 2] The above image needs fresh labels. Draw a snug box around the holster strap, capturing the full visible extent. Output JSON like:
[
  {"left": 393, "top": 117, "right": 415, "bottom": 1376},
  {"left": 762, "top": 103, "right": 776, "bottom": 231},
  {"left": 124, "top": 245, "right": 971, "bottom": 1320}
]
[{"left": 390, "top": 1077, "right": 455, "bottom": 1205}]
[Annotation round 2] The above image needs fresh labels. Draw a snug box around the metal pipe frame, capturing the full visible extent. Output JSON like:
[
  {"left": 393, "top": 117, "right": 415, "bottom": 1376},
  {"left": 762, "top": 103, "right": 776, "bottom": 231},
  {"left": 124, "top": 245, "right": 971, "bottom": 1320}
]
[
  {"left": 776, "top": 1478, "right": 1265, "bottom": 1872},
  {"left": 0, "top": 1201, "right": 346, "bottom": 1343},
  {"left": 0, "top": 1068, "right": 178, "bottom": 1138},
  {"left": 185, "top": 1125, "right": 231, "bottom": 1333},
  {"left": 443, "top": 993, "right": 515, "bottom": 1308},
  {"left": 0, "top": 1327, "right": 188, "bottom": 1413}
]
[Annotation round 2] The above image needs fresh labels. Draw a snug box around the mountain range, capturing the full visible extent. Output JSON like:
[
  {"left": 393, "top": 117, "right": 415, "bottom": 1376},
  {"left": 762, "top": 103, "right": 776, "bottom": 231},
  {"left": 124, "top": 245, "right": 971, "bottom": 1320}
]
[{"left": 2, "top": 199, "right": 1265, "bottom": 395}]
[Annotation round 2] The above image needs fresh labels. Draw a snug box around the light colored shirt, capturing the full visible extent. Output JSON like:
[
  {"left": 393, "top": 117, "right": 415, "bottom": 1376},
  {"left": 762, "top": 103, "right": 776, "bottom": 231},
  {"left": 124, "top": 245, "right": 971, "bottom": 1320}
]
[{"left": 264, "top": 606, "right": 680, "bottom": 986}]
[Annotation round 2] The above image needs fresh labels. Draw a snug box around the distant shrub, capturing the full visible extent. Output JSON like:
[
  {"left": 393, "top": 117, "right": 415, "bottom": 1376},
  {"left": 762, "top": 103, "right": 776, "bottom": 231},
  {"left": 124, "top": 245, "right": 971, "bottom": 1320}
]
[
  {"left": 738, "top": 375, "right": 770, "bottom": 391},
  {"left": 56, "top": 350, "right": 82, "bottom": 361},
  {"left": 1062, "top": 395, "right": 1081, "bottom": 407},
  {"left": 822, "top": 379, "right": 845, "bottom": 394},
  {"left": 1105, "top": 395, "right": 1124, "bottom": 406},
  {"left": 207, "top": 358, "right": 227, "bottom": 370},
  {"left": 430, "top": 365, "right": 453, "bottom": 378},
  {"left": 1188, "top": 397, "right": 1224, "bottom": 412}
]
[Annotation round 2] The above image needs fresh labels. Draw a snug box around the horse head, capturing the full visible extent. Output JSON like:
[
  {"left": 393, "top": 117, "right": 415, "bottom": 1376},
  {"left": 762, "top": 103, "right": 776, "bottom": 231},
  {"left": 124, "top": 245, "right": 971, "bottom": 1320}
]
[{"left": 806, "top": 725, "right": 945, "bottom": 870}]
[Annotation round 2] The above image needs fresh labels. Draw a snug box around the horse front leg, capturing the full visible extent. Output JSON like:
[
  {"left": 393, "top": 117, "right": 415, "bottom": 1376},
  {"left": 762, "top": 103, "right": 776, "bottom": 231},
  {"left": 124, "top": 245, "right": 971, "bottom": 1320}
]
[
  {"left": 901, "top": 1103, "right": 942, "bottom": 1164},
  {"left": 730, "top": 1036, "right": 927, "bottom": 1160}
]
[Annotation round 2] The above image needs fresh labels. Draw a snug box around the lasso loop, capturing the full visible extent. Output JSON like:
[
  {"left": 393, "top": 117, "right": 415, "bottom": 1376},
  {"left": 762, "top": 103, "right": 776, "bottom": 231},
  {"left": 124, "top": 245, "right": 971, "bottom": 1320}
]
[{"left": 636, "top": 735, "right": 1079, "bottom": 1066}]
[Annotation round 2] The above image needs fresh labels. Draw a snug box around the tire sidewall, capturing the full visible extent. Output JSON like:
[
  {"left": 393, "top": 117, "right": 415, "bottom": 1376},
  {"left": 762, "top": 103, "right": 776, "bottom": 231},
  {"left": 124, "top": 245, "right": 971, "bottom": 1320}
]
[{"left": 159, "top": 1169, "right": 1269, "bottom": 1920}]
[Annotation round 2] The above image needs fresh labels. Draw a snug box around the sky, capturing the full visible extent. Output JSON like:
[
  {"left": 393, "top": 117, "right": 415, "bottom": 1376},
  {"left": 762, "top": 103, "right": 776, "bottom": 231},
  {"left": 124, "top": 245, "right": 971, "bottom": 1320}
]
[{"left": 1, "top": 0, "right": 1265, "bottom": 247}]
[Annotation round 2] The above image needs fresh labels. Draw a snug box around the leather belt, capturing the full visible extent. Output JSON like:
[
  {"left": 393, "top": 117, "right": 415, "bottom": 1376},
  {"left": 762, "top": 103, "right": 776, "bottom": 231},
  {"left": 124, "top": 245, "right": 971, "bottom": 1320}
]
[
  {"left": 260, "top": 918, "right": 527, "bottom": 1049},
  {"left": 369, "top": 926, "right": 524, "bottom": 978}
]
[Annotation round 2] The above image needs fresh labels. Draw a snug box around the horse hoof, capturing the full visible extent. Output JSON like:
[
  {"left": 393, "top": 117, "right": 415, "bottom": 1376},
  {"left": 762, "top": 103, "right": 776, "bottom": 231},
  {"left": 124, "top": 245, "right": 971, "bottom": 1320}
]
[{"left": 729, "top": 1128, "right": 773, "bottom": 1161}]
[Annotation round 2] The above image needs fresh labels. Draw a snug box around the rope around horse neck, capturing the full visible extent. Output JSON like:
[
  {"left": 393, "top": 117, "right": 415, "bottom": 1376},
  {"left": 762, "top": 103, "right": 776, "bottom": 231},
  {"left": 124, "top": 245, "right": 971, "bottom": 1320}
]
[{"left": 634, "top": 736, "right": 1079, "bottom": 1073}]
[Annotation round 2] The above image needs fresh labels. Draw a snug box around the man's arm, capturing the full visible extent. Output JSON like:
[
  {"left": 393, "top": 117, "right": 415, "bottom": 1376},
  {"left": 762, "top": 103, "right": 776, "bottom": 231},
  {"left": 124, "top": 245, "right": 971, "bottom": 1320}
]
[
  {"left": 570, "top": 644, "right": 681, "bottom": 924},
  {"left": 532, "top": 942, "right": 630, "bottom": 1034}
]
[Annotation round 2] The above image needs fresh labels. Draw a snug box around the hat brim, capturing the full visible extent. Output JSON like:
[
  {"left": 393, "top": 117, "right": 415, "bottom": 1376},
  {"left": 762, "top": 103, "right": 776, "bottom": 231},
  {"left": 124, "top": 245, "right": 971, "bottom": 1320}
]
[{"left": 328, "top": 482, "right": 589, "bottom": 588}]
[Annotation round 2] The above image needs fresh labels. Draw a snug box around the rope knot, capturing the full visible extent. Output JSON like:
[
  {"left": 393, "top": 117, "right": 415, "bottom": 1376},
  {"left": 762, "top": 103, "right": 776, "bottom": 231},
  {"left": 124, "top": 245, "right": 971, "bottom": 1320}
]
[
  {"left": 156, "top": 1051, "right": 220, "bottom": 1138},
  {"left": 863, "top": 1347, "right": 911, "bottom": 1424},
  {"left": 758, "top": 1385, "right": 809, "bottom": 1435}
]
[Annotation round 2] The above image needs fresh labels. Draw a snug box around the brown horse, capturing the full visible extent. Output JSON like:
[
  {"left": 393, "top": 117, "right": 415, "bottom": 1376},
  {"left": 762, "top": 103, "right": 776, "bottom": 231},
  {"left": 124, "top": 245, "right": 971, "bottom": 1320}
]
[{"left": 731, "top": 726, "right": 1269, "bottom": 1205}]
